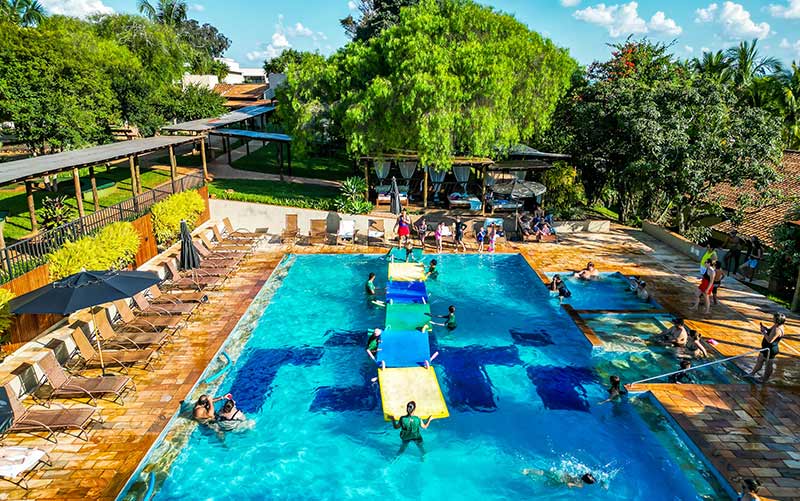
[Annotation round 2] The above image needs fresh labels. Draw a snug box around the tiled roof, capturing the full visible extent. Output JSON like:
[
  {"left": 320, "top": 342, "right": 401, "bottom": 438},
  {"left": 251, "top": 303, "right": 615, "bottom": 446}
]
[
  {"left": 213, "top": 83, "right": 267, "bottom": 100},
  {"left": 712, "top": 150, "right": 800, "bottom": 247}
]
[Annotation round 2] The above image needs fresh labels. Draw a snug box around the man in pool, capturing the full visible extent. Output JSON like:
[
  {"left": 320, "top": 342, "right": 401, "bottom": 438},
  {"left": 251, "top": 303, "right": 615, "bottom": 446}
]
[
  {"left": 522, "top": 468, "right": 597, "bottom": 489},
  {"left": 217, "top": 395, "right": 246, "bottom": 424},
  {"left": 193, "top": 394, "right": 228, "bottom": 421},
  {"left": 548, "top": 274, "right": 571, "bottom": 303},
  {"left": 391, "top": 401, "right": 433, "bottom": 457},
  {"left": 365, "top": 328, "right": 385, "bottom": 368},
  {"left": 365, "top": 273, "right": 386, "bottom": 307},
  {"left": 574, "top": 262, "right": 599, "bottom": 280},
  {"left": 429, "top": 305, "right": 457, "bottom": 330},
  {"left": 668, "top": 360, "right": 695, "bottom": 384},
  {"left": 652, "top": 318, "right": 688, "bottom": 347}
]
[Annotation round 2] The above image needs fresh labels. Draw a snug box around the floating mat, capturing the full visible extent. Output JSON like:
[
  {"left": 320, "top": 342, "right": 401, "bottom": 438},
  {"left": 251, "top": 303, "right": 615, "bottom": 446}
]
[
  {"left": 386, "top": 247, "right": 423, "bottom": 262},
  {"left": 377, "top": 330, "right": 432, "bottom": 367},
  {"left": 388, "top": 262, "right": 426, "bottom": 282},
  {"left": 378, "top": 367, "right": 449, "bottom": 420},
  {"left": 386, "top": 281, "right": 428, "bottom": 304},
  {"left": 385, "top": 303, "right": 431, "bottom": 331}
]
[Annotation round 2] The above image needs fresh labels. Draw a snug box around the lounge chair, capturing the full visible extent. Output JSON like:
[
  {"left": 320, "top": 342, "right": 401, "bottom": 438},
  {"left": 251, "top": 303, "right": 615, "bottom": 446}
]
[
  {"left": 162, "top": 260, "right": 224, "bottom": 291},
  {"left": 194, "top": 240, "right": 242, "bottom": 266},
  {"left": 367, "top": 219, "right": 386, "bottom": 246},
  {"left": 144, "top": 285, "right": 207, "bottom": 305},
  {"left": 223, "top": 217, "right": 267, "bottom": 243},
  {"left": 96, "top": 307, "right": 171, "bottom": 350},
  {"left": 309, "top": 219, "right": 329, "bottom": 245},
  {"left": 211, "top": 225, "right": 257, "bottom": 251},
  {"left": 199, "top": 232, "right": 251, "bottom": 255},
  {"left": 0, "top": 447, "right": 51, "bottom": 489},
  {"left": 38, "top": 351, "right": 134, "bottom": 406},
  {"left": 69, "top": 324, "right": 159, "bottom": 374},
  {"left": 0, "top": 382, "right": 99, "bottom": 443},
  {"left": 282, "top": 214, "right": 299, "bottom": 244},
  {"left": 337, "top": 220, "right": 358, "bottom": 245},
  {"left": 111, "top": 300, "right": 184, "bottom": 332},
  {"left": 132, "top": 291, "right": 198, "bottom": 317}
]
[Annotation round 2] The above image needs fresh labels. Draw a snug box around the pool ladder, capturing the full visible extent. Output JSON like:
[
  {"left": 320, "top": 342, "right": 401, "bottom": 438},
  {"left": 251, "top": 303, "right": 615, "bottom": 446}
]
[{"left": 629, "top": 347, "right": 769, "bottom": 386}]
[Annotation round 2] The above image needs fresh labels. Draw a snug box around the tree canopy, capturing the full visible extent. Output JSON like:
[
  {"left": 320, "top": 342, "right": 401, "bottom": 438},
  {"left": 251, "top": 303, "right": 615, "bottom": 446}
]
[
  {"left": 282, "top": 0, "right": 576, "bottom": 169},
  {"left": 340, "top": 0, "right": 418, "bottom": 42}
]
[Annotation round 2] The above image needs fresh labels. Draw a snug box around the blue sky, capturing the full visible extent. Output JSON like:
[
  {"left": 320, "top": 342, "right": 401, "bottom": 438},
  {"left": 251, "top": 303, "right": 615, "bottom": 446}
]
[{"left": 40, "top": 1, "right": 800, "bottom": 67}]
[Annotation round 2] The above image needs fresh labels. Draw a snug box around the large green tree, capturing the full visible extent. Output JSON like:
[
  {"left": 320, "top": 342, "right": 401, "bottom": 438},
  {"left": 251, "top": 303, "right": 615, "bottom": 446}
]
[
  {"left": 285, "top": 0, "right": 575, "bottom": 169},
  {"left": 340, "top": 0, "right": 418, "bottom": 41},
  {"left": 777, "top": 62, "right": 800, "bottom": 150},
  {"left": 137, "top": 0, "right": 186, "bottom": 27}
]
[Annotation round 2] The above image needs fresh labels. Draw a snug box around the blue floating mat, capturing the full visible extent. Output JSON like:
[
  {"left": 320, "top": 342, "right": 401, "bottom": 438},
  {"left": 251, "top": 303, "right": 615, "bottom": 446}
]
[
  {"left": 377, "top": 330, "right": 431, "bottom": 367},
  {"left": 386, "top": 247, "right": 423, "bottom": 262},
  {"left": 386, "top": 281, "right": 428, "bottom": 304}
]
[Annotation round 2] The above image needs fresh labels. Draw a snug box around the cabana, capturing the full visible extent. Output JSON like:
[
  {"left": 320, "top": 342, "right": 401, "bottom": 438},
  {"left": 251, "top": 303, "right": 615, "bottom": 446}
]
[{"left": 210, "top": 129, "right": 292, "bottom": 177}]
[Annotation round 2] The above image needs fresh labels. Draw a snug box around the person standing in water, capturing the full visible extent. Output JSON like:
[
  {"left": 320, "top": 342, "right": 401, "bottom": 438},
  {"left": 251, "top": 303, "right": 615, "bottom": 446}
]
[
  {"left": 391, "top": 401, "right": 433, "bottom": 457},
  {"left": 426, "top": 259, "right": 439, "bottom": 279},
  {"left": 365, "top": 273, "right": 385, "bottom": 307},
  {"left": 430, "top": 305, "right": 457, "bottom": 331}
]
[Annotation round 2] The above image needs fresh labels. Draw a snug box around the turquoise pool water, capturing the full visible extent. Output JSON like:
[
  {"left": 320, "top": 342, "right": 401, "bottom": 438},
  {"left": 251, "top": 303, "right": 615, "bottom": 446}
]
[
  {"left": 127, "top": 254, "right": 730, "bottom": 500},
  {"left": 546, "top": 272, "right": 659, "bottom": 311}
]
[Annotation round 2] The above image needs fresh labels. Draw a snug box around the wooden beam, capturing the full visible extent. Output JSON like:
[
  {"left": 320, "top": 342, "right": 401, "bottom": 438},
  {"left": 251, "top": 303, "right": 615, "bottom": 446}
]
[
  {"left": 200, "top": 137, "right": 208, "bottom": 181},
  {"left": 134, "top": 155, "right": 141, "bottom": 194},
  {"left": 169, "top": 145, "right": 177, "bottom": 192},
  {"left": 89, "top": 166, "right": 99, "bottom": 211},
  {"left": 72, "top": 168, "right": 85, "bottom": 218},
  {"left": 363, "top": 161, "right": 370, "bottom": 201},
  {"left": 25, "top": 181, "right": 38, "bottom": 233}
]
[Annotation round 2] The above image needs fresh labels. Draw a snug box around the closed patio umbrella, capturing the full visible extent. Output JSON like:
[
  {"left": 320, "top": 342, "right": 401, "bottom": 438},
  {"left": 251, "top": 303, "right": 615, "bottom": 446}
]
[
  {"left": 179, "top": 220, "right": 201, "bottom": 272},
  {"left": 390, "top": 176, "right": 402, "bottom": 216},
  {"left": 10, "top": 270, "right": 161, "bottom": 374}
]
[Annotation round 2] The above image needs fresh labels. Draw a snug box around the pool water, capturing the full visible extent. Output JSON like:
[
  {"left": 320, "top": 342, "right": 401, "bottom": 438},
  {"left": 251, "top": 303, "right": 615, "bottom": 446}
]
[
  {"left": 547, "top": 272, "right": 659, "bottom": 311},
  {"left": 583, "top": 313, "right": 743, "bottom": 385},
  {"left": 133, "top": 254, "right": 730, "bottom": 500}
]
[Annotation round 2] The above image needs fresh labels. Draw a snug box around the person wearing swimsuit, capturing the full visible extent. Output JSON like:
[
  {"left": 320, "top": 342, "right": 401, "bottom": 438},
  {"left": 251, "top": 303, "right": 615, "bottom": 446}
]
[
  {"left": 395, "top": 209, "right": 411, "bottom": 246},
  {"left": 749, "top": 312, "right": 786, "bottom": 383},
  {"left": 435, "top": 222, "right": 444, "bottom": 253},
  {"left": 476, "top": 227, "right": 486, "bottom": 253},
  {"left": 711, "top": 261, "right": 726, "bottom": 305},
  {"left": 454, "top": 218, "right": 467, "bottom": 252},
  {"left": 391, "top": 401, "right": 433, "bottom": 457},
  {"left": 692, "top": 261, "right": 715, "bottom": 314}
]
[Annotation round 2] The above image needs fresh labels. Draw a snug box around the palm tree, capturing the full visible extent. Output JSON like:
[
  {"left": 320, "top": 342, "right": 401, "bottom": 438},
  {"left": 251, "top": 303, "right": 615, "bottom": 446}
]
[
  {"left": 690, "top": 50, "right": 732, "bottom": 85},
  {"left": 1, "top": 0, "right": 46, "bottom": 27},
  {"left": 725, "top": 39, "right": 781, "bottom": 89},
  {"left": 137, "top": 0, "right": 187, "bottom": 27},
  {"left": 777, "top": 62, "right": 800, "bottom": 150}
]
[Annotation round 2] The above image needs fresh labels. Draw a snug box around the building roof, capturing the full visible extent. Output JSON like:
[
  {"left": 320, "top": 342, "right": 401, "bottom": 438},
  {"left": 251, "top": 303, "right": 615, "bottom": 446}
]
[
  {"left": 712, "top": 150, "right": 800, "bottom": 247},
  {"left": 0, "top": 135, "right": 197, "bottom": 187},
  {"left": 161, "top": 104, "right": 275, "bottom": 133},
  {"left": 213, "top": 83, "right": 267, "bottom": 101}
]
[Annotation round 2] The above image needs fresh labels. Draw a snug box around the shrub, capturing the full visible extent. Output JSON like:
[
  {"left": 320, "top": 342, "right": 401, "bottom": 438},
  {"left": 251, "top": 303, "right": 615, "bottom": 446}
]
[
  {"left": 41, "top": 195, "right": 75, "bottom": 231},
  {"left": 48, "top": 222, "right": 141, "bottom": 280},
  {"left": 542, "top": 163, "right": 587, "bottom": 218},
  {"left": 151, "top": 191, "right": 205, "bottom": 246},
  {"left": 0, "top": 289, "right": 15, "bottom": 337},
  {"left": 335, "top": 177, "right": 373, "bottom": 214}
]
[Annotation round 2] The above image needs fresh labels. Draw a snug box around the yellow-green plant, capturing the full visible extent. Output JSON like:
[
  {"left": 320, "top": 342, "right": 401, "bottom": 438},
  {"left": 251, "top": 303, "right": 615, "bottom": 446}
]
[
  {"left": 48, "top": 222, "right": 141, "bottom": 280},
  {"left": 151, "top": 190, "right": 205, "bottom": 246},
  {"left": 0, "top": 289, "right": 15, "bottom": 336}
]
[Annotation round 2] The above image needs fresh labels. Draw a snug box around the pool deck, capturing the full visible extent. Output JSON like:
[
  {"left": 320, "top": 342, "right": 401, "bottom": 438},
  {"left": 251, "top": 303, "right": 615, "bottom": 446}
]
[{"left": 2, "top": 226, "right": 799, "bottom": 500}]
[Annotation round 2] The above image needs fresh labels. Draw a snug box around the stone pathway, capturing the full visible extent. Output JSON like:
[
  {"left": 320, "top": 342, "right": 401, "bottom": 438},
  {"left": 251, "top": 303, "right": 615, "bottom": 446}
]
[{"left": 207, "top": 141, "right": 341, "bottom": 188}]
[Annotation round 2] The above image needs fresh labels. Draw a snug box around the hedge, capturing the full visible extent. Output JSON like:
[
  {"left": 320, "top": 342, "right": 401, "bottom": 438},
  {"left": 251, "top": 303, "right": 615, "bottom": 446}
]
[
  {"left": 0, "top": 289, "right": 14, "bottom": 336},
  {"left": 48, "top": 222, "right": 141, "bottom": 280},
  {"left": 151, "top": 190, "right": 206, "bottom": 246}
]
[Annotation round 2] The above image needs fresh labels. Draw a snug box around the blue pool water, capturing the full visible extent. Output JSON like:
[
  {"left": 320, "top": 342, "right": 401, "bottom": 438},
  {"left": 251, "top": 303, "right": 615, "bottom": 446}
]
[
  {"left": 133, "top": 254, "right": 729, "bottom": 500},
  {"left": 546, "top": 272, "right": 659, "bottom": 311}
]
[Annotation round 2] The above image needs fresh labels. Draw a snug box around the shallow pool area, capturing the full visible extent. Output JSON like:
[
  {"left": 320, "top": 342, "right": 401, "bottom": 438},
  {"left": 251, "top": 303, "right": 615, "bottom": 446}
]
[
  {"left": 122, "top": 254, "right": 732, "bottom": 500},
  {"left": 546, "top": 271, "right": 660, "bottom": 311}
]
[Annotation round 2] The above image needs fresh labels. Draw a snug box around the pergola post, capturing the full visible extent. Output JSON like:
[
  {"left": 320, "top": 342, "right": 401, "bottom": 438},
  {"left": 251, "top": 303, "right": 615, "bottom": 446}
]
[
  {"left": 134, "top": 155, "right": 141, "bottom": 194},
  {"left": 278, "top": 142, "right": 284, "bottom": 180},
  {"left": 363, "top": 160, "right": 370, "bottom": 201},
  {"left": 72, "top": 168, "right": 85, "bottom": 218},
  {"left": 169, "top": 145, "right": 177, "bottom": 193},
  {"left": 128, "top": 156, "right": 138, "bottom": 195},
  {"left": 423, "top": 166, "right": 428, "bottom": 209},
  {"left": 287, "top": 142, "right": 292, "bottom": 177},
  {"left": 89, "top": 166, "right": 99, "bottom": 211},
  {"left": 200, "top": 137, "right": 208, "bottom": 181},
  {"left": 245, "top": 139, "right": 250, "bottom": 156},
  {"left": 25, "top": 181, "right": 37, "bottom": 233},
  {"left": 481, "top": 165, "right": 487, "bottom": 216},
  {"left": 226, "top": 137, "right": 232, "bottom": 165}
]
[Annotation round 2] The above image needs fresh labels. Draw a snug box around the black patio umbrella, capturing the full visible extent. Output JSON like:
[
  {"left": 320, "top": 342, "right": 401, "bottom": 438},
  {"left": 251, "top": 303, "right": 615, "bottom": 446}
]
[
  {"left": 389, "top": 176, "right": 402, "bottom": 216},
  {"left": 10, "top": 270, "right": 161, "bottom": 373},
  {"left": 179, "top": 220, "right": 201, "bottom": 272},
  {"left": 491, "top": 179, "right": 547, "bottom": 199}
]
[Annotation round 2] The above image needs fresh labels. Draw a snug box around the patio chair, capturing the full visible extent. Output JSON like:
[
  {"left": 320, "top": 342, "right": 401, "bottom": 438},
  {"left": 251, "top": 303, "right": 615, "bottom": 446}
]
[
  {"left": 337, "top": 220, "right": 358, "bottom": 245},
  {"left": 0, "top": 447, "right": 51, "bottom": 489},
  {"left": 38, "top": 351, "right": 134, "bottom": 406},
  {"left": 199, "top": 232, "right": 252, "bottom": 255},
  {"left": 111, "top": 300, "right": 185, "bottom": 332},
  {"left": 132, "top": 290, "right": 198, "bottom": 317},
  {"left": 143, "top": 285, "right": 208, "bottom": 306},
  {"left": 96, "top": 307, "right": 171, "bottom": 350},
  {"left": 69, "top": 324, "right": 159, "bottom": 374},
  {"left": 0, "top": 382, "right": 100, "bottom": 443},
  {"left": 309, "top": 219, "right": 329, "bottom": 245},
  {"left": 281, "top": 214, "right": 299, "bottom": 244},
  {"left": 211, "top": 225, "right": 257, "bottom": 251},
  {"left": 223, "top": 217, "right": 267, "bottom": 243},
  {"left": 367, "top": 219, "right": 386, "bottom": 246},
  {"left": 194, "top": 240, "right": 242, "bottom": 266},
  {"left": 162, "top": 260, "right": 224, "bottom": 292}
]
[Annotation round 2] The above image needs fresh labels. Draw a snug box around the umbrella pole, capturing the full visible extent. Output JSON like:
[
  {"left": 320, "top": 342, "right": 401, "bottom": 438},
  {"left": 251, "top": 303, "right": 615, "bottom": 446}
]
[{"left": 91, "top": 309, "right": 106, "bottom": 376}]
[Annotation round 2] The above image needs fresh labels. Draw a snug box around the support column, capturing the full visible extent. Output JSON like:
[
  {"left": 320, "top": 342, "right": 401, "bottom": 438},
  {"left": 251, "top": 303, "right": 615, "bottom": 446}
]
[
  {"left": 72, "top": 168, "right": 85, "bottom": 218},
  {"left": 226, "top": 137, "right": 232, "bottom": 165},
  {"left": 169, "top": 145, "right": 177, "bottom": 192},
  {"left": 287, "top": 142, "right": 292, "bottom": 177},
  {"left": 363, "top": 160, "right": 370, "bottom": 201},
  {"left": 481, "top": 165, "right": 487, "bottom": 216},
  {"left": 89, "top": 166, "right": 99, "bottom": 211},
  {"left": 134, "top": 155, "right": 141, "bottom": 194},
  {"left": 792, "top": 267, "right": 800, "bottom": 312},
  {"left": 245, "top": 139, "right": 250, "bottom": 156},
  {"left": 25, "top": 181, "right": 37, "bottom": 233},
  {"left": 128, "top": 156, "right": 138, "bottom": 195},
  {"left": 278, "top": 142, "right": 284, "bottom": 180},
  {"left": 423, "top": 166, "right": 428, "bottom": 209},
  {"left": 200, "top": 137, "right": 208, "bottom": 181}
]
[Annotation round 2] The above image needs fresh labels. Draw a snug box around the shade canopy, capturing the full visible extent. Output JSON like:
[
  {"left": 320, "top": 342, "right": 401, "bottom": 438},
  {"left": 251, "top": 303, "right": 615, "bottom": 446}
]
[
  {"left": 10, "top": 270, "right": 161, "bottom": 315},
  {"left": 492, "top": 180, "right": 547, "bottom": 199}
]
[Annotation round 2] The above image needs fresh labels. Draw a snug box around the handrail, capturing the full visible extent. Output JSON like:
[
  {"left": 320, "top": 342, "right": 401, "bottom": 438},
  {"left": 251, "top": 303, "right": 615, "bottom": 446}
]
[{"left": 629, "top": 347, "right": 769, "bottom": 386}]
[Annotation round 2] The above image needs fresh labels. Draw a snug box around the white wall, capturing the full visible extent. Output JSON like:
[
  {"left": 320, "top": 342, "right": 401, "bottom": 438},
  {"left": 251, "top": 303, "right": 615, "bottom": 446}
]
[{"left": 182, "top": 74, "right": 219, "bottom": 90}]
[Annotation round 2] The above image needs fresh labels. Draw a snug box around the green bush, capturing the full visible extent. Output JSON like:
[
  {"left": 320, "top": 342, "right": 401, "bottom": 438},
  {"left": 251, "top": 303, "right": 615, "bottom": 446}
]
[
  {"left": 48, "top": 222, "right": 141, "bottom": 280},
  {"left": 151, "top": 191, "right": 206, "bottom": 246},
  {"left": 208, "top": 180, "right": 339, "bottom": 211},
  {"left": 542, "top": 163, "right": 587, "bottom": 218},
  {"left": 0, "top": 289, "right": 15, "bottom": 337},
  {"left": 335, "top": 177, "right": 373, "bottom": 214}
]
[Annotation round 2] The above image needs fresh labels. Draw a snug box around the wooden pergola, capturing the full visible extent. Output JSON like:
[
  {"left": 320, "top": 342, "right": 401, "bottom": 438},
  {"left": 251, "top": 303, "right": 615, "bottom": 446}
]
[
  {"left": 210, "top": 129, "right": 293, "bottom": 178},
  {"left": 0, "top": 135, "right": 204, "bottom": 235}
]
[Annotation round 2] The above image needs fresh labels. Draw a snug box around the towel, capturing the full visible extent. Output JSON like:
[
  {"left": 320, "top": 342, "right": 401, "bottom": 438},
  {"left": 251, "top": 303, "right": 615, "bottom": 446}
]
[{"left": 0, "top": 447, "right": 46, "bottom": 478}]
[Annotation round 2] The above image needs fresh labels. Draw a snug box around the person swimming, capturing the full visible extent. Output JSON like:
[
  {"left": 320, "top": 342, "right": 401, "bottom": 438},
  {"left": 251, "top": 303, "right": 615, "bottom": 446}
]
[
  {"left": 668, "top": 360, "right": 694, "bottom": 384},
  {"left": 522, "top": 468, "right": 597, "bottom": 489},
  {"left": 426, "top": 259, "right": 438, "bottom": 279},
  {"left": 599, "top": 375, "right": 627, "bottom": 404},
  {"left": 430, "top": 305, "right": 457, "bottom": 330},
  {"left": 217, "top": 397, "right": 246, "bottom": 422}
]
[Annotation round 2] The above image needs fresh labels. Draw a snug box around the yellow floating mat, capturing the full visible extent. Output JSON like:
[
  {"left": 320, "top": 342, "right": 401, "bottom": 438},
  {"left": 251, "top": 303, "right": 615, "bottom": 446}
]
[
  {"left": 387, "top": 262, "right": 426, "bottom": 282},
  {"left": 378, "top": 367, "right": 449, "bottom": 421}
]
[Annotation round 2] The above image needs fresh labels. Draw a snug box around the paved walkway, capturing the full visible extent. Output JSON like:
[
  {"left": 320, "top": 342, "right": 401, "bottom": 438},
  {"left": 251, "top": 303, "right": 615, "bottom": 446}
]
[{"left": 207, "top": 141, "right": 341, "bottom": 188}]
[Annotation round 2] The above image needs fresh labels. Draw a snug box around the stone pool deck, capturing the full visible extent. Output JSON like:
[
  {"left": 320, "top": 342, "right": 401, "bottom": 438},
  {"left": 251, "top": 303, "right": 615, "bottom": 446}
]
[{"left": 1, "top": 225, "right": 799, "bottom": 500}]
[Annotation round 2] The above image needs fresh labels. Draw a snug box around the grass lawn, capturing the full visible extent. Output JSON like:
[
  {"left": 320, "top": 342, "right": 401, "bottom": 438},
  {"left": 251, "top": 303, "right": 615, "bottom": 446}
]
[
  {"left": 589, "top": 204, "right": 619, "bottom": 221},
  {"left": 231, "top": 143, "right": 354, "bottom": 181},
  {"left": 208, "top": 179, "right": 340, "bottom": 211},
  {"left": 0, "top": 167, "right": 172, "bottom": 243}
]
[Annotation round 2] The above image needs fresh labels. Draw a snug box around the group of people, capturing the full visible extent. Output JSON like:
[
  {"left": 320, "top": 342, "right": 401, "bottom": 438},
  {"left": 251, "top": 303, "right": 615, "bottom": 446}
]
[
  {"left": 545, "top": 262, "right": 601, "bottom": 303},
  {"left": 518, "top": 207, "right": 557, "bottom": 242},
  {"left": 721, "top": 231, "right": 764, "bottom": 283},
  {"left": 394, "top": 209, "right": 501, "bottom": 254},
  {"left": 192, "top": 393, "right": 247, "bottom": 430},
  {"left": 691, "top": 248, "right": 727, "bottom": 314}
]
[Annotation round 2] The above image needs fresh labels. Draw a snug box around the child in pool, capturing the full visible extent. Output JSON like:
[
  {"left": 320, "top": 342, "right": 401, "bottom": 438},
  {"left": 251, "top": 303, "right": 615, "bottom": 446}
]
[
  {"left": 426, "top": 259, "right": 439, "bottom": 279},
  {"left": 429, "top": 305, "right": 457, "bottom": 331},
  {"left": 522, "top": 468, "right": 597, "bottom": 489}
]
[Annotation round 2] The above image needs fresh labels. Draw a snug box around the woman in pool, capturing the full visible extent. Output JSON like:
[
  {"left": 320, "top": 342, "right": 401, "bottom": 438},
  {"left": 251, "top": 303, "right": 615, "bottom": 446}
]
[
  {"left": 193, "top": 394, "right": 226, "bottom": 421},
  {"left": 683, "top": 330, "right": 709, "bottom": 358},
  {"left": 217, "top": 396, "right": 246, "bottom": 423},
  {"left": 391, "top": 401, "right": 433, "bottom": 457},
  {"left": 599, "top": 375, "right": 627, "bottom": 404},
  {"left": 749, "top": 312, "right": 786, "bottom": 383},
  {"left": 692, "top": 259, "right": 716, "bottom": 314},
  {"left": 435, "top": 222, "right": 445, "bottom": 253},
  {"left": 394, "top": 209, "right": 412, "bottom": 246},
  {"left": 548, "top": 274, "right": 571, "bottom": 303},
  {"left": 635, "top": 280, "right": 649, "bottom": 301},
  {"left": 429, "top": 305, "right": 457, "bottom": 331},
  {"left": 365, "top": 273, "right": 385, "bottom": 307},
  {"left": 574, "top": 262, "right": 599, "bottom": 280},
  {"left": 522, "top": 468, "right": 597, "bottom": 489}
]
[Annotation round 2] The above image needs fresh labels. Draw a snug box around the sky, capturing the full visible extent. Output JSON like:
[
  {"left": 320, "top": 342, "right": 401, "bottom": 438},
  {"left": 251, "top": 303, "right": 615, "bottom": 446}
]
[{"left": 38, "top": 0, "right": 800, "bottom": 67}]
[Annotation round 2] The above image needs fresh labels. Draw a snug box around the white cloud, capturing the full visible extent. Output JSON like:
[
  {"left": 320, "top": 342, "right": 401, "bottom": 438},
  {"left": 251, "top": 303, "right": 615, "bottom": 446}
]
[
  {"left": 40, "top": 0, "right": 112, "bottom": 17},
  {"left": 694, "top": 2, "right": 770, "bottom": 39},
  {"left": 560, "top": 0, "right": 581, "bottom": 6},
  {"left": 573, "top": 2, "right": 647, "bottom": 37},
  {"left": 189, "top": 3, "right": 204, "bottom": 12},
  {"left": 316, "top": 31, "right": 328, "bottom": 40},
  {"left": 780, "top": 37, "right": 792, "bottom": 48},
  {"left": 271, "top": 32, "right": 290, "bottom": 48},
  {"left": 684, "top": 45, "right": 694, "bottom": 53},
  {"left": 348, "top": 0, "right": 357, "bottom": 10},
  {"left": 649, "top": 11, "right": 682, "bottom": 35},
  {"left": 701, "top": 46, "right": 711, "bottom": 52},
  {"left": 769, "top": 0, "right": 800, "bottom": 19},
  {"left": 288, "top": 22, "right": 313, "bottom": 37}
]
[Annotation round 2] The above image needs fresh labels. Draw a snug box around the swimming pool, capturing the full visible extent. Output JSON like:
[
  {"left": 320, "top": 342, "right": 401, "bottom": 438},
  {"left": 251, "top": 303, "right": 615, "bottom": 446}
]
[
  {"left": 121, "top": 254, "right": 730, "bottom": 500},
  {"left": 546, "top": 272, "right": 660, "bottom": 311}
]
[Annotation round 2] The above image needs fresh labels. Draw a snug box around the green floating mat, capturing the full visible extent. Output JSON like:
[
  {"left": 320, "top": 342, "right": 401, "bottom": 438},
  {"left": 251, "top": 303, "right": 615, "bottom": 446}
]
[{"left": 385, "top": 303, "right": 431, "bottom": 331}]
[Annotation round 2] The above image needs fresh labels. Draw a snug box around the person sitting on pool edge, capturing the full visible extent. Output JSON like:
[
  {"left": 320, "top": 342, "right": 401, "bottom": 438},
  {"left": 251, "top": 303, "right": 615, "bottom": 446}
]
[
  {"left": 548, "top": 274, "right": 571, "bottom": 303},
  {"left": 574, "top": 262, "right": 599, "bottom": 280},
  {"left": 522, "top": 468, "right": 597, "bottom": 489},
  {"left": 652, "top": 318, "right": 688, "bottom": 347},
  {"left": 426, "top": 259, "right": 438, "bottom": 279},
  {"left": 391, "top": 401, "right": 433, "bottom": 457},
  {"left": 429, "top": 305, "right": 457, "bottom": 331},
  {"left": 365, "top": 328, "right": 385, "bottom": 368},
  {"left": 739, "top": 478, "right": 762, "bottom": 501},
  {"left": 193, "top": 394, "right": 227, "bottom": 422},
  {"left": 365, "top": 273, "right": 386, "bottom": 307},
  {"left": 668, "top": 360, "right": 695, "bottom": 384}
]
